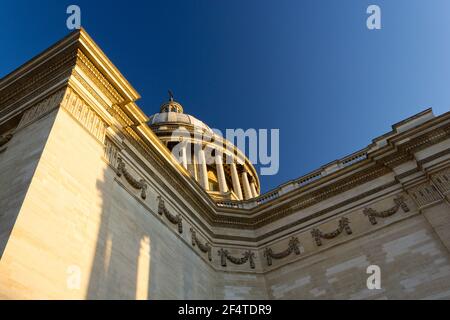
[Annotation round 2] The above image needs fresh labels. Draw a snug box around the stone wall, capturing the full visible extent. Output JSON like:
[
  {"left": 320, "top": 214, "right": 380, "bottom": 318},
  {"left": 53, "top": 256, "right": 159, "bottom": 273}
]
[
  {"left": 1, "top": 90, "right": 450, "bottom": 299},
  {"left": 0, "top": 89, "right": 267, "bottom": 299},
  {"left": 2, "top": 29, "right": 450, "bottom": 300},
  {"left": 265, "top": 213, "right": 450, "bottom": 299}
]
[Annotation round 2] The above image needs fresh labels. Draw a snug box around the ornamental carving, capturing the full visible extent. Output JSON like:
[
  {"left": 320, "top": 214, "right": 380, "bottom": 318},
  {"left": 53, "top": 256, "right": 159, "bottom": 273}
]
[
  {"left": 408, "top": 183, "right": 443, "bottom": 208},
  {"left": 218, "top": 248, "right": 255, "bottom": 269},
  {"left": 0, "top": 133, "right": 13, "bottom": 148},
  {"left": 18, "top": 89, "right": 66, "bottom": 129},
  {"left": 157, "top": 196, "right": 183, "bottom": 234},
  {"left": 104, "top": 138, "right": 120, "bottom": 169},
  {"left": 60, "top": 88, "right": 107, "bottom": 143},
  {"left": 190, "top": 228, "right": 212, "bottom": 261},
  {"left": 311, "top": 217, "right": 352, "bottom": 246},
  {"left": 0, "top": 50, "right": 77, "bottom": 111},
  {"left": 75, "top": 50, "right": 124, "bottom": 104},
  {"left": 432, "top": 169, "right": 450, "bottom": 194},
  {"left": 117, "top": 157, "right": 147, "bottom": 200},
  {"left": 263, "top": 237, "right": 301, "bottom": 266},
  {"left": 363, "top": 196, "right": 410, "bottom": 225}
]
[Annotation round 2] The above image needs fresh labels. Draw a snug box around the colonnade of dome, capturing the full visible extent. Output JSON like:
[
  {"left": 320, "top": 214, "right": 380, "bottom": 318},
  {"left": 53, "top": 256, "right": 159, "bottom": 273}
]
[{"left": 148, "top": 95, "right": 260, "bottom": 201}]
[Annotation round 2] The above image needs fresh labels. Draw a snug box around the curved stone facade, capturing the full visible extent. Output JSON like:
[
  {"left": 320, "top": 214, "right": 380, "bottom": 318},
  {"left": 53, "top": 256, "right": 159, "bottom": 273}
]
[{"left": 1, "top": 29, "right": 450, "bottom": 299}]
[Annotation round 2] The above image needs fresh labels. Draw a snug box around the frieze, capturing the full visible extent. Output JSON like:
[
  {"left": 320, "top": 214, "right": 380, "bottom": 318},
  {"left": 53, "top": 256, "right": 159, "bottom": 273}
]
[
  {"left": 190, "top": 228, "right": 212, "bottom": 261},
  {"left": 70, "top": 69, "right": 134, "bottom": 129},
  {"left": 117, "top": 157, "right": 147, "bottom": 200},
  {"left": 363, "top": 196, "right": 410, "bottom": 225},
  {"left": 75, "top": 50, "right": 124, "bottom": 104},
  {"left": 0, "top": 50, "right": 77, "bottom": 111},
  {"left": 408, "top": 183, "right": 443, "bottom": 209},
  {"left": 104, "top": 137, "right": 120, "bottom": 169},
  {"left": 17, "top": 89, "right": 66, "bottom": 129},
  {"left": 403, "top": 124, "right": 450, "bottom": 154},
  {"left": 60, "top": 87, "right": 107, "bottom": 142},
  {"left": 432, "top": 169, "right": 450, "bottom": 195},
  {"left": 263, "top": 237, "right": 301, "bottom": 266},
  {"left": 311, "top": 217, "right": 352, "bottom": 246},
  {"left": 157, "top": 195, "right": 183, "bottom": 234},
  {"left": 218, "top": 248, "right": 255, "bottom": 269}
]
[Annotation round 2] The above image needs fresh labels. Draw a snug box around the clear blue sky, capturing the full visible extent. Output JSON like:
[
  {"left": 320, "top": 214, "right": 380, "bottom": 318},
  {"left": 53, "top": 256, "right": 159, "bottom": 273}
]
[{"left": 1, "top": 0, "right": 449, "bottom": 193}]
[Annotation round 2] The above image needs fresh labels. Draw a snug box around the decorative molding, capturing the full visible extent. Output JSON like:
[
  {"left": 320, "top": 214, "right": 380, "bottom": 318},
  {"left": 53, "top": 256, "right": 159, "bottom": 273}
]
[
  {"left": 408, "top": 183, "right": 443, "bottom": 209},
  {"left": 0, "top": 133, "right": 13, "bottom": 148},
  {"left": 248, "top": 165, "right": 392, "bottom": 229},
  {"left": 60, "top": 87, "right": 107, "bottom": 143},
  {"left": 17, "top": 89, "right": 66, "bottom": 129},
  {"left": 75, "top": 50, "right": 124, "bottom": 104},
  {"left": 363, "top": 196, "right": 410, "bottom": 225},
  {"left": 70, "top": 68, "right": 134, "bottom": 129},
  {"left": 249, "top": 181, "right": 398, "bottom": 243},
  {"left": 117, "top": 157, "right": 147, "bottom": 200},
  {"left": 263, "top": 237, "right": 301, "bottom": 266},
  {"left": 190, "top": 228, "right": 212, "bottom": 261},
  {"left": 157, "top": 195, "right": 183, "bottom": 234},
  {"left": 104, "top": 137, "right": 120, "bottom": 169},
  {"left": 218, "top": 248, "right": 255, "bottom": 269},
  {"left": 432, "top": 169, "right": 450, "bottom": 195},
  {"left": 311, "top": 217, "right": 352, "bottom": 246},
  {"left": 0, "top": 50, "right": 77, "bottom": 111}
]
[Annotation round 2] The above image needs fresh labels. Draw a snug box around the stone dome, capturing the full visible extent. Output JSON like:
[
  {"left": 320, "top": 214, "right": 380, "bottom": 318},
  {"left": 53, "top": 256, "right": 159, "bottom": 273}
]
[
  {"left": 148, "top": 112, "right": 213, "bottom": 134},
  {"left": 147, "top": 92, "right": 260, "bottom": 201}
]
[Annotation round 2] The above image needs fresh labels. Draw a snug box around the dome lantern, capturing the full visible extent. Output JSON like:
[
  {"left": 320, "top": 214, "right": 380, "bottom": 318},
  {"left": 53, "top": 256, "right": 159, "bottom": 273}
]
[{"left": 160, "top": 90, "right": 184, "bottom": 114}]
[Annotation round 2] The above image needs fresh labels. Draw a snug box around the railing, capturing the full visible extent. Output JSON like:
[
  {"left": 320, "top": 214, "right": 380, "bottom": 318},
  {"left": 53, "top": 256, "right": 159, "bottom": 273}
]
[{"left": 216, "top": 149, "right": 368, "bottom": 209}]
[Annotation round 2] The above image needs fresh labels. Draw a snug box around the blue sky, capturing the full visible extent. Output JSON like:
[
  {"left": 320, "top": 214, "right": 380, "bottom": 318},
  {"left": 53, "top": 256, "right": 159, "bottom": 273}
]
[{"left": 1, "top": 0, "right": 449, "bottom": 193}]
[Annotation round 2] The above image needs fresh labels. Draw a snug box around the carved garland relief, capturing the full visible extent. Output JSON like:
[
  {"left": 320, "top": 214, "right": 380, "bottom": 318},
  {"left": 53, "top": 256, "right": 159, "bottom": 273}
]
[
  {"left": 190, "top": 228, "right": 212, "bottom": 261},
  {"left": 363, "top": 196, "right": 410, "bottom": 225},
  {"left": 218, "top": 248, "right": 255, "bottom": 269},
  {"left": 104, "top": 134, "right": 428, "bottom": 270},
  {"left": 263, "top": 237, "right": 301, "bottom": 266},
  {"left": 157, "top": 195, "right": 183, "bottom": 234},
  {"left": 116, "top": 157, "right": 148, "bottom": 200},
  {"left": 311, "top": 217, "right": 352, "bottom": 246}
]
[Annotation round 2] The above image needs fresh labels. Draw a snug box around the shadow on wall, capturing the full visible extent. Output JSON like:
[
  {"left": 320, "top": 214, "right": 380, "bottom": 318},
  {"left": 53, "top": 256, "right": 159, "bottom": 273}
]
[
  {"left": 87, "top": 165, "right": 153, "bottom": 299},
  {"left": 86, "top": 157, "right": 212, "bottom": 299}
]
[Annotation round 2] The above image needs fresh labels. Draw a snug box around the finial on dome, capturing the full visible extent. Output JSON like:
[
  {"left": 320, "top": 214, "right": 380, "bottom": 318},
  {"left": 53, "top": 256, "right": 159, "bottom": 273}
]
[{"left": 159, "top": 90, "right": 184, "bottom": 113}]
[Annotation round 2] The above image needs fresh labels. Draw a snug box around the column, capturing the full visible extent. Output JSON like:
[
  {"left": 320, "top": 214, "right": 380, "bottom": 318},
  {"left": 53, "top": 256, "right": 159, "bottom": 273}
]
[
  {"left": 198, "top": 149, "right": 209, "bottom": 190},
  {"left": 215, "top": 154, "right": 228, "bottom": 194},
  {"left": 250, "top": 181, "right": 258, "bottom": 198},
  {"left": 191, "top": 150, "right": 198, "bottom": 180},
  {"left": 181, "top": 144, "right": 188, "bottom": 169},
  {"left": 230, "top": 162, "right": 243, "bottom": 200},
  {"left": 241, "top": 171, "right": 252, "bottom": 200}
]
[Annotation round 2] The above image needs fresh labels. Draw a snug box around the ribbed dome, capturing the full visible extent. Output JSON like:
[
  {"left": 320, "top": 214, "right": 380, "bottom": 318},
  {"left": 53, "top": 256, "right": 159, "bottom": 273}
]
[
  {"left": 148, "top": 92, "right": 260, "bottom": 201},
  {"left": 147, "top": 112, "right": 213, "bottom": 134},
  {"left": 148, "top": 92, "right": 213, "bottom": 134}
]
